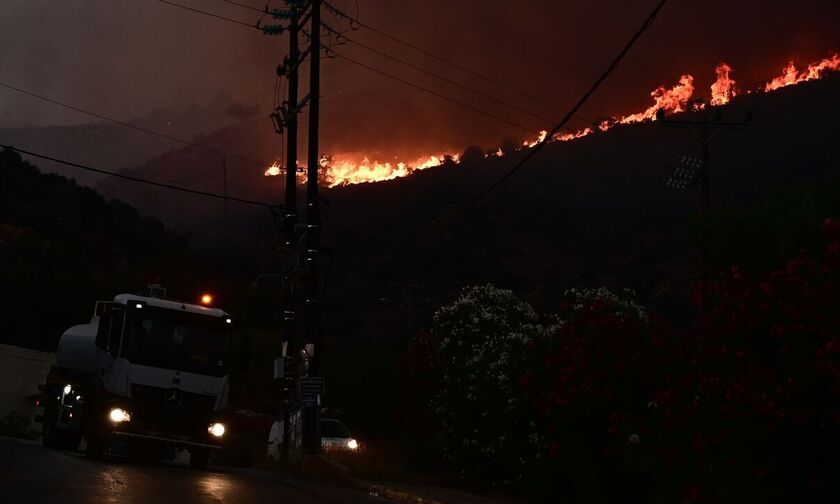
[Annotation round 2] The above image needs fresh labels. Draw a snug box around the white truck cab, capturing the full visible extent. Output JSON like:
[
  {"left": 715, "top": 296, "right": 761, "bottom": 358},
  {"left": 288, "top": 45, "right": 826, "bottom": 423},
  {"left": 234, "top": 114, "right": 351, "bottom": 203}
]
[{"left": 39, "top": 294, "right": 245, "bottom": 469}]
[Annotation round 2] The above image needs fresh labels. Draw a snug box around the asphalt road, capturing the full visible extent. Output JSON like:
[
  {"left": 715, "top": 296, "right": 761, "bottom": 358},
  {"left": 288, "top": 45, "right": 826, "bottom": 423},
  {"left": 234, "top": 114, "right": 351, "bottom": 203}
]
[{"left": 0, "top": 437, "right": 390, "bottom": 504}]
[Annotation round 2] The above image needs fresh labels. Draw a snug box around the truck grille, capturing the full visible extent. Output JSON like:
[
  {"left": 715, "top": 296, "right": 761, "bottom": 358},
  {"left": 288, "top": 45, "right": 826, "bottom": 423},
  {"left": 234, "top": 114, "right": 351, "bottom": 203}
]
[{"left": 129, "top": 384, "right": 217, "bottom": 438}]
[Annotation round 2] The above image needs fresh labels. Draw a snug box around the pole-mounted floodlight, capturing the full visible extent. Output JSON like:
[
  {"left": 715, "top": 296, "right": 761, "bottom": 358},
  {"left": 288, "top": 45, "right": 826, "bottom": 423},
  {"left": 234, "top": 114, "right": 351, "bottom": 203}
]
[{"left": 666, "top": 156, "right": 702, "bottom": 190}]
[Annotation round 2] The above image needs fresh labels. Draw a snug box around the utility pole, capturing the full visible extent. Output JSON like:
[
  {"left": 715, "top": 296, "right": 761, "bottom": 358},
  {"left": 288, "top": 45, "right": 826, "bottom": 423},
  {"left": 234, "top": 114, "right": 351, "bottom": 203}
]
[
  {"left": 283, "top": 13, "right": 300, "bottom": 250},
  {"left": 384, "top": 283, "right": 422, "bottom": 346},
  {"left": 302, "top": 0, "right": 322, "bottom": 456},
  {"left": 281, "top": 10, "right": 300, "bottom": 463},
  {"left": 660, "top": 110, "right": 749, "bottom": 313},
  {"left": 263, "top": 0, "right": 323, "bottom": 460},
  {"left": 264, "top": 1, "right": 308, "bottom": 463},
  {"left": 222, "top": 155, "right": 228, "bottom": 302}
]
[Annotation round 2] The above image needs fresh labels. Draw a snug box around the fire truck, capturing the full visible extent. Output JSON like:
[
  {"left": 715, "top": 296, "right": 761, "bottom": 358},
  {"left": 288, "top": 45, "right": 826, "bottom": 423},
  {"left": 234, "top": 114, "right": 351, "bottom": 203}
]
[{"left": 37, "top": 293, "right": 245, "bottom": 469}]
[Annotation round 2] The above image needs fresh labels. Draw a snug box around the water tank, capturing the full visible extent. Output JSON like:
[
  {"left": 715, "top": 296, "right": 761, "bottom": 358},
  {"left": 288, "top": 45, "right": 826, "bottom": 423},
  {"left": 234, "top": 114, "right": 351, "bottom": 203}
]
[{"left": 56, "top": 320, "right": 99, "bottom": 373}]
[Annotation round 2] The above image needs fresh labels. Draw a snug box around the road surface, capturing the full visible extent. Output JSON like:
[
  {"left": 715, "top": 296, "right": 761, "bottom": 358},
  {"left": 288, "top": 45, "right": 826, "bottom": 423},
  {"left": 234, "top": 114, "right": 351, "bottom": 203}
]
[{"left": 0, "top": 437, "right": 390, "bottom": 504}]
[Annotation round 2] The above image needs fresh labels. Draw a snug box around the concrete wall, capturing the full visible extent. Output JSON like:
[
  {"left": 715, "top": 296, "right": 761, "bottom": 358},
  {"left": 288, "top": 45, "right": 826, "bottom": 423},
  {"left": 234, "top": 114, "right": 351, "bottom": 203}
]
[{"left": 0, "top": 344, "right": 55, "bottom": 424}]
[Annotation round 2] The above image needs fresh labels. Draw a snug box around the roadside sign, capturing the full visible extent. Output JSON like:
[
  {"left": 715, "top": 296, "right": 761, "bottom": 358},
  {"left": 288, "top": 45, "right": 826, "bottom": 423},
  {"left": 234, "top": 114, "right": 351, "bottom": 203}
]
[
  {"left": 300, "top": 377, "right": 325, "bottom": 394},
  {"left": 301, "top": 393, "right": 318, "bottom": 407},
  {"left": 273, "top": 356, "right": 296, "bottom": 380}
]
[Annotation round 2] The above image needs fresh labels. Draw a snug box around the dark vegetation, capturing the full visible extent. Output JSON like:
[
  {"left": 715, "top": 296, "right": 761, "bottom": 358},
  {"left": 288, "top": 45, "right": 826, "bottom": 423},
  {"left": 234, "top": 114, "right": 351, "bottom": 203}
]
[
  {"left": 3, "top": 77, "right": 840, "bottom": 498},
  {"left": 0, "top": 148, "right": 194, "bottom": 351},
  {"left": 397, "top": 212, "right": 840, "bottom": 501},
  {"left": 0, "top": 148, "right": 283, "bottom": 413}
]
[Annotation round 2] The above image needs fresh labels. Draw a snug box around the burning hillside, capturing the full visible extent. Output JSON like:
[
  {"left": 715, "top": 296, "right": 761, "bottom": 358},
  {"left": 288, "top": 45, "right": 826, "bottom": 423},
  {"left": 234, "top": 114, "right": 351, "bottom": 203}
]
[{"left": 266, "top": 53, "right": 839, "bottom": 187}]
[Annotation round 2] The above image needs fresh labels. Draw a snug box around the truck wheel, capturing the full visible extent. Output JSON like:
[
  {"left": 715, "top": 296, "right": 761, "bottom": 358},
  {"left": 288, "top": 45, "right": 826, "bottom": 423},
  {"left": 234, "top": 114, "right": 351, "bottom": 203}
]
[
  {"left": 42, "top": 419, "right": 62, "bottom": 449},
  {"left": 62, "top": 432, "right": 81, "bottom": 452},
  {"left": 189, "top": 448, "right": 209, "bottom": 470},
  {"left": 84, "top": 423, "right": 105, "bottom": 459},
  {"left": 85, "top": 436, "right": 104, "bottom": 459}
]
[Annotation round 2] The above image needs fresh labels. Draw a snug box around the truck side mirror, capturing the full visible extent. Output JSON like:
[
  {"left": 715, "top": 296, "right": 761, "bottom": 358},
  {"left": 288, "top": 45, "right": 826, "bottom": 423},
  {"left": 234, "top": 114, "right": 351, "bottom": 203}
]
[
  {"left": 96, "top": 314, "right": 109, "bottom": 349},
  {"left": 107, "top": 310, "right": 126, "bottom": 358}
]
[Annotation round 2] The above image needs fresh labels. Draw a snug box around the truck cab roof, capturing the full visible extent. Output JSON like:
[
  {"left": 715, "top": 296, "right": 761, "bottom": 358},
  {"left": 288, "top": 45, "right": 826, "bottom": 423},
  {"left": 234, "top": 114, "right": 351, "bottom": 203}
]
[{"left": 113, "top": 294, "right": 230, "bottom": 318}]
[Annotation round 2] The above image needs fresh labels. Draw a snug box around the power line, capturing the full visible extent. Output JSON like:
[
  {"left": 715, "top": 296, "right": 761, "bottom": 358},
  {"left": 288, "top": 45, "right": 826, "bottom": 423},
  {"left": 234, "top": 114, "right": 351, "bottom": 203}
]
[
  {"left": 0, "top": 81, "right": 272, "bottom": 169},
  {"left": 325, "top": 48, "right": 539, "bottom": 133},
  {"left": 356, "top": 0, "right": 670, "bottom": 236},
  {"left": 323, "top": 0, "right": 592, "bottom": 127},
  {"left": 220, "top": 0, "right": 266, "bottom": 13},
  {"left": 320, "top": 23, "right": 561, "bottom": 128},
  {"left": 153, "top": 0, "right": 261, "bottom": 28},
  {"left": 1, "top": 144, "right": 276, "bottom": 209},
  {"left": 151, "top": 1, "right": 541, "bottom": 133}
]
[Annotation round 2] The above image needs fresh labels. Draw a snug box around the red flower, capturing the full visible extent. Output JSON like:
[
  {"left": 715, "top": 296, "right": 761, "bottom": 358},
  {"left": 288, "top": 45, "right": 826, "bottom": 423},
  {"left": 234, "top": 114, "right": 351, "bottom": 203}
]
[{"left": 822, "top": 217, "right": 839, "bottom": 237}]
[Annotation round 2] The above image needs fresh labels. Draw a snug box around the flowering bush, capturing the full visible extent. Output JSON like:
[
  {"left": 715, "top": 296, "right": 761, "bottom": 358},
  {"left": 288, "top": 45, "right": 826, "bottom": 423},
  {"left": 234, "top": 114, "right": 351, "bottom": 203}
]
[
  {"left": 519, "top": 287, "right": 674, "bottom": 500},
  {"left": 402, "top": 220, "right": 840, "bottom": 500},
  {"left": 653, "top": 217, "right": 840, "bottom": 501},
  {"left": 428, "top": 284, "right": 541, "bottom": 482}
]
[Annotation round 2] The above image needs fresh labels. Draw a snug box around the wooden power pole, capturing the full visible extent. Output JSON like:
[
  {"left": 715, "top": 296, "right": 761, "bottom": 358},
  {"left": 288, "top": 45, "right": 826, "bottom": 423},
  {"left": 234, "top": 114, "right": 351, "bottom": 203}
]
[
  {"left": 264, "top": 0, "right": 324, "bottom": 458},
  {"left": 302, "top": 0, "right": 322, "bottom": 456},
  {"left": 660, "top": 111, "right": 749, "bottom": 313}
]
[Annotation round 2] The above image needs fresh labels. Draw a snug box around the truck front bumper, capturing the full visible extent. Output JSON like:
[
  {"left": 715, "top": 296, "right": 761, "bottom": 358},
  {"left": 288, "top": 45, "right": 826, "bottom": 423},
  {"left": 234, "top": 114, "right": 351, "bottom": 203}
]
[{"left": 112, "top": 431, "right": 222, "bottom": 450}]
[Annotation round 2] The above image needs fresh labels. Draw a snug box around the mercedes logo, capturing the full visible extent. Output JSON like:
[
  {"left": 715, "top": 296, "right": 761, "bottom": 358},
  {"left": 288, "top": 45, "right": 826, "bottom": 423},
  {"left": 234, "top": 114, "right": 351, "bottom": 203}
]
[{"left": 165, "top": 388, "right": 183, "bottom": 408}]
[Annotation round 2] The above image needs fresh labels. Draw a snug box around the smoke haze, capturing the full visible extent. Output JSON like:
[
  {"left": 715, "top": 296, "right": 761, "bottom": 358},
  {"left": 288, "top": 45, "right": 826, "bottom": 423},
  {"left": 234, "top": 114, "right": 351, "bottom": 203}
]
[{"left": 1, "top": 0, "right": 838, "bottom": 153}]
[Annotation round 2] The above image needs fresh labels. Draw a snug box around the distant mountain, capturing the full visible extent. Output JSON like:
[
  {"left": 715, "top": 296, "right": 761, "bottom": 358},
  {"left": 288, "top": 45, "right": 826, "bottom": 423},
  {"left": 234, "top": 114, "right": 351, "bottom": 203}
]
[
  {"left": 0, "top": 148, "right": 197, "bottom": 351},
  {"left": 7, "top": 76, "right": 839, "bottom": 431},
  {"left": 93, "top": 75, "right": 840, "bottom": 355},
  {"left": 0, "top": 90, "right": 256, "bottom": 187}
]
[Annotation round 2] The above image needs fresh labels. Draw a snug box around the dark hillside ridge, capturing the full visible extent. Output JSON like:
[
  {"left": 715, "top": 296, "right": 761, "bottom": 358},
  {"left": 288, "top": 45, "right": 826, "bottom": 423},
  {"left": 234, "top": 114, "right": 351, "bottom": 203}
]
[
  {"left": 0, "top": 149, "right": 196, "bottom": 351},
  {"left": 93, "top": 75, "right": 840, "bottom": 343}
]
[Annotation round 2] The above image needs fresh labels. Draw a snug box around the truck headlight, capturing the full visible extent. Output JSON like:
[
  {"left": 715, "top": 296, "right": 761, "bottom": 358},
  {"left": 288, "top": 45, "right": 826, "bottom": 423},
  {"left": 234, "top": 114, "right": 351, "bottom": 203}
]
[
  {"left": 208, "top": 423, "right": 226, "bottom": 438},
  {"left": 109, "top": 408, "right": 131, "bottom": 423},
  {"left": 347, "top": 439, "right": 359, "bottom": 450}
]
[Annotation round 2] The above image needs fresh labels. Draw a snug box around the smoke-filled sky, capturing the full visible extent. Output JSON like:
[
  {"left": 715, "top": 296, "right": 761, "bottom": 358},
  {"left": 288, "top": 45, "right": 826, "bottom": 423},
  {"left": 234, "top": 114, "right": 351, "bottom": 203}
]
[{"left": 1, "top": 0, "right": 839, "bottom": 149}]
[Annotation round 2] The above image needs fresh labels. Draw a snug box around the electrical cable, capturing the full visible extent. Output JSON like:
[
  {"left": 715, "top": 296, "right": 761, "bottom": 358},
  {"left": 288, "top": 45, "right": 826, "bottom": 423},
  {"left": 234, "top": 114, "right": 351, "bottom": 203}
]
[
  {"left": 323, "top": 0, "right": 593, "bottom": 127},
  {"left": 149, "top": 1, "right": 542, "bottom": 133},
  {"left": 349, "top": 0, "right": 670, "bottom": 236},
  {"left": 321, "top": 23, "right": 561, "bottom": 128},
  {"left": 0, "top": 81, "right": 273, "bottom": 169},
  {"left": 220, "top": 0, "right": 265, "bottom": 13},
  {"left": 1, "top": 144, "right": 277, "bottom": 209},
  {"left": 153, "top": 0, "right": 261, "bottom": 28},
  {"left": 324, "top": 48, "right": 539, "bottom": 133}
]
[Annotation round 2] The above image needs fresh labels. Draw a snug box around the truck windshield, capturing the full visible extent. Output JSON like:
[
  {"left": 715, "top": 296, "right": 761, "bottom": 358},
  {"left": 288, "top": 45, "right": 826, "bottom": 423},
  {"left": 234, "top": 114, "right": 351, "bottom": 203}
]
[{"left": 122, "top": 308, "right": 232, "bottom": 377}]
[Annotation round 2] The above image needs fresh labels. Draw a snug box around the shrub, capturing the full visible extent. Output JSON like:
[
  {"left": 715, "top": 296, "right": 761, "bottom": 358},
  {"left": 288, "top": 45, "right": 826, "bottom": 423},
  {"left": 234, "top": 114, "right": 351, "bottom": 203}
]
[
  {"left": 428, "top": 284, "right": 541, "bottom": 483},
  {"left": 0, "top": 411, "right": 39, "bottom": 440}
]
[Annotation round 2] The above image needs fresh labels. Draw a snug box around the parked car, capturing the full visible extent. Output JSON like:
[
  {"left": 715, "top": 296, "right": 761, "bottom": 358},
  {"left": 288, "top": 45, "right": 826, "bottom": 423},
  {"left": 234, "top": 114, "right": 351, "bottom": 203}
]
[{"left": 321, "top": 418, "right": 358, "bottom": 451}]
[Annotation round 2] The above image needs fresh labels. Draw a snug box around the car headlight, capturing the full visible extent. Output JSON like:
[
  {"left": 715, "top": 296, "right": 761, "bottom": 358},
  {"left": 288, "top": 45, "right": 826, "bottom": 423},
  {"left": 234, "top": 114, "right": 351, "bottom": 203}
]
[
  {"left": 208, "top": 423, "right": 226, "bottom": 438},
  {"left": 347, "top": 438, "right": 359, "bottom": 450},
  {"left": 109, "top": 408, "right": 131, "bottom": 423}
]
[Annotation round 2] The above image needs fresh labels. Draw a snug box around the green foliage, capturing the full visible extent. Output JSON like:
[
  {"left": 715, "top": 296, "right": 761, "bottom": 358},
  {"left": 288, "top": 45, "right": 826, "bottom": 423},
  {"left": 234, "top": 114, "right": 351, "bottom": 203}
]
[
  {"left": 693, "top": 176, "right": 840, "bottom": 275},
  {"left": 0, "top": 411, "right": 39, "bottom": 440},
  {"left": 0, "top": 148, "right": 191, "bottom": 351},
  {"left": 429, "top": 284, "right": 541, "bottom": 483},
  {"left": 416, "top": 284, "right": 660, "bottom": 494}
]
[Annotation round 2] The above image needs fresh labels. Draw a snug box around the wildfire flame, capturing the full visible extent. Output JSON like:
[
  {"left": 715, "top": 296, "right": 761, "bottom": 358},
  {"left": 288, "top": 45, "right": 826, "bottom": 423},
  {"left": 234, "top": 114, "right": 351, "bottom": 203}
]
[
  {"left": 554, "top": 127, "right": 593, "bottom": 142},
  {"left": 264, "top": 53, "right": 839, "bottom": 186},
  {"left": 710, "top": 62, "right": 737, "bottom": 106},
  {"left": 264, "top": 162, "right": 282, "bottom": 176},
  {"left": 618, "top": 75, "right": 695, "bottom": 124},
  {"left": 764, "top": 54, "right": 840, "bottom": 91},
  {"left": 523, "top": 130, "right": 548, "bottom": 148},
  {"left": 317, "top": 152, "right": 460, "bottom": 186}
]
